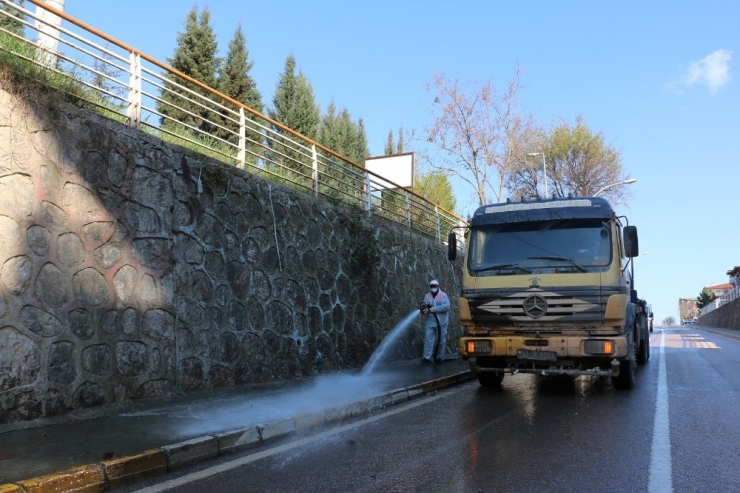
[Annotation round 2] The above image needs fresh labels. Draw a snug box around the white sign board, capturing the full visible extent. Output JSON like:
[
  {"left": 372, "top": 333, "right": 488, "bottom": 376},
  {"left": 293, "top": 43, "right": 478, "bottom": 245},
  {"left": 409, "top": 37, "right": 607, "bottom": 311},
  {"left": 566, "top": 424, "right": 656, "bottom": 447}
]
[{"left": 364, "top": 153, "right": 414, "bottom": 191}]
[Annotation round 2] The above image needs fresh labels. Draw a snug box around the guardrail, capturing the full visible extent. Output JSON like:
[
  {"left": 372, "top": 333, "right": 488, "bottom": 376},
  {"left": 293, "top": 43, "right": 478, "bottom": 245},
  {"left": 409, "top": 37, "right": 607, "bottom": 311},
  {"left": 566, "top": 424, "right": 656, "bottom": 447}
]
[
  {"left": 700, "top": 285, "right": 740, "bottom": 316},
  {"left": 0, "top": 0, "right": 467, "bottom": 243}
]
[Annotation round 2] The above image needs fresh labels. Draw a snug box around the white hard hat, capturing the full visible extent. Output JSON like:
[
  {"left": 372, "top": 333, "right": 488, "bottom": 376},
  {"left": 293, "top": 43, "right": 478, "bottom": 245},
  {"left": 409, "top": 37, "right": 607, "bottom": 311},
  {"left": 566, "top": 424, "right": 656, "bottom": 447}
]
[{"left": 429, "top": 279, "right": 439, "bottom": 286}]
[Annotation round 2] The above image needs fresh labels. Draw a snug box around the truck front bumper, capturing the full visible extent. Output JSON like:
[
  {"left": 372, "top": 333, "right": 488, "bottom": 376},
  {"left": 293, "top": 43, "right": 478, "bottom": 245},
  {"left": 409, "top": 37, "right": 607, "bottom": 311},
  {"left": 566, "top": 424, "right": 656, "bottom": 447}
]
[{"left": 459, "top": 334, "right": 629, "bottom": 377}]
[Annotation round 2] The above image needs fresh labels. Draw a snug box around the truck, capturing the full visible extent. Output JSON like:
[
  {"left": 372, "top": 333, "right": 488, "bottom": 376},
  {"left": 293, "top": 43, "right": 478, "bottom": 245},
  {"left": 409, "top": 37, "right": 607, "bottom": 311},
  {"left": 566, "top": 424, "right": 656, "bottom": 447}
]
[{"left": 447, "top": 196, "right": 649, "bottom": 389}]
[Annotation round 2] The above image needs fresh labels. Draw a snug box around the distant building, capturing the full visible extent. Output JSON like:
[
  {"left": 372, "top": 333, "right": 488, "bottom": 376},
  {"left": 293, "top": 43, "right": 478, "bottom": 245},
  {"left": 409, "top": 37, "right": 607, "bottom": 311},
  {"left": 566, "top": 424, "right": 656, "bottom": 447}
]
[
  {"left": 706, "top": 282, "right": 733, "bottom": 298},
  {"left": 727, "top": 266, "right": 740, "bottom": 287},
  {"left": 678, "top": 297, "right": 698, "bottom": 322}
]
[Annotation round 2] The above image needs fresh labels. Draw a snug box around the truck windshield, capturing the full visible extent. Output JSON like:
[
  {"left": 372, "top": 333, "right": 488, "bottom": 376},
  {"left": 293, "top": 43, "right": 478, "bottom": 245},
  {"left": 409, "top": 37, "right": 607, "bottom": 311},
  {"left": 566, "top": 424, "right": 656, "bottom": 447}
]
[{"left": 467, "top": 219, "right": 612, "bottom": 273}]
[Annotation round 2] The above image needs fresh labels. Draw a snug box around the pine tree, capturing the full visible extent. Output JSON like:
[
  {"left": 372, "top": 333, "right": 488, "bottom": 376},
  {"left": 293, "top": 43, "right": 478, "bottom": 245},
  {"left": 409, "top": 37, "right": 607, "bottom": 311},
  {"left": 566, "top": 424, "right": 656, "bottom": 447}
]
[
  {"left": 157, "top": 7, "right": 218, "bottom": 135},
  {"left": 0, "top": 0, "right": 26, "bottom": 36},
  {"left": 216, "top": 23, "right": 263, "bottom": 165},
  {"left": 268, "top": 54, "right": 320, "bottom": 173}
]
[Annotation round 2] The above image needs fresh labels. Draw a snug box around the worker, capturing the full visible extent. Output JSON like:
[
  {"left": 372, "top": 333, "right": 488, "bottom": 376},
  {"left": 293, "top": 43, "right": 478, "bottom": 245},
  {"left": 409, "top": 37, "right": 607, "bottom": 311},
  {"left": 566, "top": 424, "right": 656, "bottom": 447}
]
[{"left": 419, "top": 279, "right": 450, "bottom": 364}]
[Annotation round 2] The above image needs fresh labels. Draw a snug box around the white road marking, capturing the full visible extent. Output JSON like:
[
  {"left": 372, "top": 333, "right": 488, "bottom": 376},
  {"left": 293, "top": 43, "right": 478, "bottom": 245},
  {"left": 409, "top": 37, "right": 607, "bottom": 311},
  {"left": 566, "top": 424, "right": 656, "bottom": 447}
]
[
  {"left": 648, "top": 332, "right": 673, "bottom": 492},
  {"left": 134, "top": 391, "right": 449, "bottom": 492}
]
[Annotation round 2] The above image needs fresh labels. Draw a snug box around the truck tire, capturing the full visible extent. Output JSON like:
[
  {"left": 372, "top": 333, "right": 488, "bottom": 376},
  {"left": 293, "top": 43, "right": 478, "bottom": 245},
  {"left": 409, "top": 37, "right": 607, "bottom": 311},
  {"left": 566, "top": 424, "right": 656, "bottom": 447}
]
[
  {"left": 612, "top": 357, "right": 636, "bottom": 389},
  {"left": 636, "top": 313, "right": 649, "bottom": 365},
  {"left": 637, "top": 336, "right": 649, "bottom": 365},
  {"left": 477, "top": 371, "right": 504, "bottom": 387},
  {"left": 613, "top": 331, "right": 636, "bottom": 389}
]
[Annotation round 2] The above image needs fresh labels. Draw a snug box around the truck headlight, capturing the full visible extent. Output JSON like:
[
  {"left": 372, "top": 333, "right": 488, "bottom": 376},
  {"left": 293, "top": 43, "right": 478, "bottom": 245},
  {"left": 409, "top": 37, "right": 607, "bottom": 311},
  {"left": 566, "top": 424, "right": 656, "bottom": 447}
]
[
  {"left": 466, "top": 340, "right": 493, "bottom": 355},
  {"left": 584, "top": 339, "right": 614, "bottom": 355}
]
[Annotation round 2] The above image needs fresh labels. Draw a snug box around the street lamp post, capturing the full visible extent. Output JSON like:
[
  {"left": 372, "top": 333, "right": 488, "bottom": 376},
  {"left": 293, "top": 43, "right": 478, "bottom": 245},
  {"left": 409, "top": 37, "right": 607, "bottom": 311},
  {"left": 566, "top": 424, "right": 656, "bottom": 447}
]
[
  {"left": 594, "top": 178, "right": 637, "bottom": 196},
  {"left": 527, "top": 152, "right": 548, "bottom": 198}
]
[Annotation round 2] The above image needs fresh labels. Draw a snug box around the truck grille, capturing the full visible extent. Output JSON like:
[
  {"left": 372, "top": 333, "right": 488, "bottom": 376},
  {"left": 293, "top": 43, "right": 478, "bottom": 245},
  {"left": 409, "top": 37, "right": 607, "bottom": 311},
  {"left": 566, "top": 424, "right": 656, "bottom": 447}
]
[{"left": 467, "top": 287, "right": 623, "bottom": 327}]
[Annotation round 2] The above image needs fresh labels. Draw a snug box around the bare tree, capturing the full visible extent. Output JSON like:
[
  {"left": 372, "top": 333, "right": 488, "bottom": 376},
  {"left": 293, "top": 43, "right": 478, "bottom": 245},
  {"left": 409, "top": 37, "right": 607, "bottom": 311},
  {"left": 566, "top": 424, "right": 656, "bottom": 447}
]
[{"left": 414, "top": 68, "right": 533, "bottom": 206}]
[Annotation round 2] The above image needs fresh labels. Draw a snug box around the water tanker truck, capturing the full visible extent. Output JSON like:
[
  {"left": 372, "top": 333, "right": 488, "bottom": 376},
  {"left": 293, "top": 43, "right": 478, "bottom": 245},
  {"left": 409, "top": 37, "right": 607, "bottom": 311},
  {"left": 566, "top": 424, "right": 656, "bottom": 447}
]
[{"left": 447, "top": 196, "right": 649, "bottom": 389}]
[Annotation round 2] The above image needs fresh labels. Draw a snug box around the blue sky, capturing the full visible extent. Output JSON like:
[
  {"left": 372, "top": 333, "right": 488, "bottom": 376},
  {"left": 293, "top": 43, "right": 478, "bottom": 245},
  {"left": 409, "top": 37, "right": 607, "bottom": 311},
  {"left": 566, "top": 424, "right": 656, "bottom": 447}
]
[{"left": 57, "top": 0, "right": 738, "bottom": 323}]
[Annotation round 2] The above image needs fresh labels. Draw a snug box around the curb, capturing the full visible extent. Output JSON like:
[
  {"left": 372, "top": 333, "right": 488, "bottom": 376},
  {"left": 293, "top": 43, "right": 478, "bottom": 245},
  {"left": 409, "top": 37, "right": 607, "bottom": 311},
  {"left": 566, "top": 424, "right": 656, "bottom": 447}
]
[{"left": 0, "top": 370, "right": 473, "bottom": 492}]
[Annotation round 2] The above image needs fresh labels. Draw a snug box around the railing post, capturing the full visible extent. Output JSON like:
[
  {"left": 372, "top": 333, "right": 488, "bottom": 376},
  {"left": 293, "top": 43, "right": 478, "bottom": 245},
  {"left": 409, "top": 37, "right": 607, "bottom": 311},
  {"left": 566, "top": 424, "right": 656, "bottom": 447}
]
[
  {"left": 311, "top": 144, "right": 319, "bottom": 197},
  {"left": 404, "top": 191, "right": 411, "bottom": 228},
  {"left": 126, "top": 52, "right": 141, "bottom": 128},
  {"left": 237, "top": 108, "right": 246, "bottom": 169},
  {"left": 435, "top": 206, "right": 441, "bottom": 242},
  {"left": 364, "top": 171, "right": 372, "bottom": 213}
]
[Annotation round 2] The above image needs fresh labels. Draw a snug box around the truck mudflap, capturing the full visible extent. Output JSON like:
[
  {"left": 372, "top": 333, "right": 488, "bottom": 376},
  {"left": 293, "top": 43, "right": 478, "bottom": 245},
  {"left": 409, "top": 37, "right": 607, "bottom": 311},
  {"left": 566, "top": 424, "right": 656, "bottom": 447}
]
[{"left": 471, "top": 357, "right": 621, "bottom": 377}]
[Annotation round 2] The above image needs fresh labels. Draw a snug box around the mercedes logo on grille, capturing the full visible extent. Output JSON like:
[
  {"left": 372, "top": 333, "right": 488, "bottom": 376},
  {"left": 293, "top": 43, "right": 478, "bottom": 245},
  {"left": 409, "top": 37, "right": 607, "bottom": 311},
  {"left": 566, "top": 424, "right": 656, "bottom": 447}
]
[{"left": 523, "top": 294, "right": 548, "bottom": 318}]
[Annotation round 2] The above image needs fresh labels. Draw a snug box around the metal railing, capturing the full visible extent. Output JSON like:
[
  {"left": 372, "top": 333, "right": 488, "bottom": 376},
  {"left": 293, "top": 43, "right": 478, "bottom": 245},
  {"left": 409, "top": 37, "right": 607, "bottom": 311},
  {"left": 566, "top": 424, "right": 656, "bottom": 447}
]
[
  {"left": 0, "top": 0, "right": 467, "bottom": 243},
  {"left": 700, "top": 285, "right": 740, "bottom": 316}
]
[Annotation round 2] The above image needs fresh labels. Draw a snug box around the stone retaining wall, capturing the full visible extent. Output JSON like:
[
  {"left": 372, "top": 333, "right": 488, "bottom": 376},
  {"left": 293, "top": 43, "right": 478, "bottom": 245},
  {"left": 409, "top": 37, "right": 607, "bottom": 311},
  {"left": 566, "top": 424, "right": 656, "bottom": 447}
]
[
  {"left": 0, "top": 86, "right": 462, "bottom": 424},
  {"left": 698, "top": 298, "right": 740, "bottom": 330}
]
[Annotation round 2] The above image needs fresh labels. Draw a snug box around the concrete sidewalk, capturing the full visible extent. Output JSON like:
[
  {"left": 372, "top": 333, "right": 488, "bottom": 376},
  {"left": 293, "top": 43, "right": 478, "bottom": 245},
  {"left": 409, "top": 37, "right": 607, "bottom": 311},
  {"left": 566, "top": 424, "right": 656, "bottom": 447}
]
[{"left": 0, "top": 356, "right": 473, "bottom": 491}]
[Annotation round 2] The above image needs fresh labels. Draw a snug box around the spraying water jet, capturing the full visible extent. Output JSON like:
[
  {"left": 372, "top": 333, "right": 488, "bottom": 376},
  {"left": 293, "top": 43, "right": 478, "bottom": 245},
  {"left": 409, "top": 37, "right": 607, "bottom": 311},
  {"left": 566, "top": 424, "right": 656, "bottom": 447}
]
[{"left": 361, "top": 309, "right": 421, "bottom": 375}]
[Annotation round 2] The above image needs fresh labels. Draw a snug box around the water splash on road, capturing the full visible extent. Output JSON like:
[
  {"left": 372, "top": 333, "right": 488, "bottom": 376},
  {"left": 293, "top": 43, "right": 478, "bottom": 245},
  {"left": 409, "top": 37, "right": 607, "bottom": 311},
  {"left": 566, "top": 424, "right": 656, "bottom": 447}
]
[{"left": 120, "top": 310, "right": 422, "bottom": 439}]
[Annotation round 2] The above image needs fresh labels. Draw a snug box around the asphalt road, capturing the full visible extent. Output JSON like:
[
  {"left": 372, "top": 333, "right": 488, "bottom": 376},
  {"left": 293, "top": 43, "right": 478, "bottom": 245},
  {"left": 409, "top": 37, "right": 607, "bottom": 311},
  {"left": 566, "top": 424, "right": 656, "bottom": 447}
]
[{"left": 119, "top": 325, "right": 740, "bottom": 493}]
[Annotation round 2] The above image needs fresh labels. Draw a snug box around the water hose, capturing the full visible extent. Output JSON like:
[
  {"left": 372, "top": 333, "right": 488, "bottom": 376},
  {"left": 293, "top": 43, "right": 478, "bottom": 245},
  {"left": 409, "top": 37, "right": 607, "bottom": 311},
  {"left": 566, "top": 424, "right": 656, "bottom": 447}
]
[{"left": 433, "top": 312, "right": 442, "bottom": 362}]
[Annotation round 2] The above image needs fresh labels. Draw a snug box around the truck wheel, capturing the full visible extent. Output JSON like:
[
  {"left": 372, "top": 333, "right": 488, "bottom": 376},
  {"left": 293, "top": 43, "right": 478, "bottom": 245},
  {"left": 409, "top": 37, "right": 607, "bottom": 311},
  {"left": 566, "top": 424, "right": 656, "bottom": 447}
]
[
  {"left": 612, "top": 358, "right": 635, "bottom": 389},
  {"left": 477, "top": 371, "right": 504, "bottom": 387},
  {"left": 637, "top": 336, "right": 649, "bottom": 365},
  {"left": 646, "top": 336, "right": 651, "bottom": 360}
]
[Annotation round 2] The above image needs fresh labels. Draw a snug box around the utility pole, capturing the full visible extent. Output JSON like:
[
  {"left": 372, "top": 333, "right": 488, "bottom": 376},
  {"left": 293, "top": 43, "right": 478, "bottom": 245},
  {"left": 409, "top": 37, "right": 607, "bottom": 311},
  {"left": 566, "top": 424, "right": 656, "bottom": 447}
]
[{"left": 34, "top": 0, "right": 66, "bottom": 69}]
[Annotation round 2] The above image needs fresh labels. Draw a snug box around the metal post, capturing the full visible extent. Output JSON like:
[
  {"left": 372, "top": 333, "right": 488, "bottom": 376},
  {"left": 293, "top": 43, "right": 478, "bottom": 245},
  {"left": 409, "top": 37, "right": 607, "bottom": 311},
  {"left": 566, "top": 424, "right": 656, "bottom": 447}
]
[
  {"left": 541, "top": 153, "right": 548, "bottom": 199},
  {"left": 405, "top": 191, "right": 411, "bottom": 228},
  {"left": 364, "top": 171, "right": 372, "bottom": 213},
  {"left": 435, "top": 206, "right": 441, "bottom": 242},
  {"left": 126, "top": 52, "right": 141, "bottom": 128},
  {"left": 527, "top": 152, "right": 548, "bottom": 198},
  {"left": 237, "top": 108, "right": 246, "bottom": 169},
  {"left": 311, "top": 144, "right": 319, "bottom": 197}
]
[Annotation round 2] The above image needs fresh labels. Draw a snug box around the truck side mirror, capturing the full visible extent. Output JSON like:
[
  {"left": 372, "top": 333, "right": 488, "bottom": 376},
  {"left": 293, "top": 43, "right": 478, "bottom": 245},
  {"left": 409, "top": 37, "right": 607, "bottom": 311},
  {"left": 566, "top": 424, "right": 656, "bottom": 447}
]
[
  {"left": 448, "top": 231, "right": 457, "bottom": 261},
  {"left": 623, "top": 225, "right": 639, "bottom": 258}
]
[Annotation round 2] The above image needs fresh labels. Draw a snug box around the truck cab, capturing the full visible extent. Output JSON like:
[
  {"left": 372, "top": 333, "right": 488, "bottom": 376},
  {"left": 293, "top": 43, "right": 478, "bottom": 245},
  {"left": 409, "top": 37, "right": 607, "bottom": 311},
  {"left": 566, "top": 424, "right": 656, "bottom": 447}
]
[{"left": 448, "top": 196, "right": 648, "bottom": 389}]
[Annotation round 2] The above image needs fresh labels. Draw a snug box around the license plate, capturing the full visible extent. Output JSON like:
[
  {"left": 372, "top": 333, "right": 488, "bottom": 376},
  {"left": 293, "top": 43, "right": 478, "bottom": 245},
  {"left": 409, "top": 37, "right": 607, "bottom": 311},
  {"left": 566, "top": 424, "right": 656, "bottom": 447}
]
[{"left": 517, "top": 349, "right": 557, "bottom": 362}]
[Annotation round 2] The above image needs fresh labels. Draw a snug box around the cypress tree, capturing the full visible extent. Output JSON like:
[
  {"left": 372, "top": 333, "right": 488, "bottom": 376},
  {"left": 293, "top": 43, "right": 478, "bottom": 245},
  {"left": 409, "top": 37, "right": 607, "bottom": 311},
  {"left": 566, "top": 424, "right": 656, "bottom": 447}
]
[
  {"left": 384, "top": 129, "right": 394, "bottom": 155},
  {"left": 157, "top": 7, "right": 218, "bottom": 135},
  {"left": 216, "top": 23, "right": 263, "bottom": 165},
  {"left": 396, "top": 125, "right": 404, "bottom": 153},
  {"left": 355, "top": 117, "right": 369, "bottom": 163},
  {"left": 269, "top": 54, "right": 320, "bottom": 140}
]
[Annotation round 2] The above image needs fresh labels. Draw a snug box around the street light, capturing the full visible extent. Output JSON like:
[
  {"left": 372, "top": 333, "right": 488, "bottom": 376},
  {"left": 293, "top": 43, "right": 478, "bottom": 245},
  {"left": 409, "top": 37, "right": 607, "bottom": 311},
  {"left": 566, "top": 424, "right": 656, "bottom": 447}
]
[
  {"left": 527, "top": 152, "right": 548, "bottom": 198},
  {"left": 594, "top": 178, "right": 637, "bottom": 196}
]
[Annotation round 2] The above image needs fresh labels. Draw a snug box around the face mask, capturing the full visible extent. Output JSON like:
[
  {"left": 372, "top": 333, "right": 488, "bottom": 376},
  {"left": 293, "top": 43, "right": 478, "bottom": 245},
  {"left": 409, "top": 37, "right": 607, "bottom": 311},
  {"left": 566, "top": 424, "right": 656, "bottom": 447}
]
[{"left": 431, "top": 287, "right": 439, "bottom": 294}]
